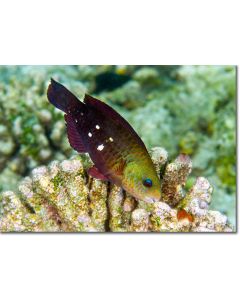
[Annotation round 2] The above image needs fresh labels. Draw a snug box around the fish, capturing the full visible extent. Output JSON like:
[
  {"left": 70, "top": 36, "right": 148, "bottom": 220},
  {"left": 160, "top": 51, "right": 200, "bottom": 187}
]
[
  {"left": 47, "top": 79, "right": 161, "bottom": 203},
  {"left": 94, "top": 71, "right": 131, "bottom": 93}
]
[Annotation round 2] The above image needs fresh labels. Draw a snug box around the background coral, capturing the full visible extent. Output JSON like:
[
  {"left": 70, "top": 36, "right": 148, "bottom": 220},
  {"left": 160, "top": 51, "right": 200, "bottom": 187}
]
[
  {"left": 0, "top": 148, "right": 233, "bottom": 232},
  {"left": 0, "top": 65, "right": 236, "bottom": 226}
]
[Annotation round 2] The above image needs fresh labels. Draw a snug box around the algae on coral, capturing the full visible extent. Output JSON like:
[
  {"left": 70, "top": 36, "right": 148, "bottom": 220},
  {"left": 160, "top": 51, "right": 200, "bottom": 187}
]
[
  {"left": 0, "top": 148, "right": 233, "bottom": 232},
  {"left": 0, "top": 65, "right": 236, "bottom": 226}
]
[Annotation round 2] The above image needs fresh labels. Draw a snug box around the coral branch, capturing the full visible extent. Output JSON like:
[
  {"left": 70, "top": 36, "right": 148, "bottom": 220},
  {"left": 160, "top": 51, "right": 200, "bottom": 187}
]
[
  {"left": 0, "top": 148, "right": 233, "bottom": 232},
  {"left": 161, "top": 154, "right": 192, "bottom": 206}
]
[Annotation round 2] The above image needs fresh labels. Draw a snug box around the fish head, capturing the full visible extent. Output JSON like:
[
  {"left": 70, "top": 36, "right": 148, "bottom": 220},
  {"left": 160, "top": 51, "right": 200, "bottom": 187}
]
[{"left": 122, "top": 161, "right": 161, "bottom": 203}]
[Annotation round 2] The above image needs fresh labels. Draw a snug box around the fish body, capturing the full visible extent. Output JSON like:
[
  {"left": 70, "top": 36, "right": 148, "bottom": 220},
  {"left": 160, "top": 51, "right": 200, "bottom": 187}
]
[{"left": 47, "top": 79, "right": 161, "bottom": 203}]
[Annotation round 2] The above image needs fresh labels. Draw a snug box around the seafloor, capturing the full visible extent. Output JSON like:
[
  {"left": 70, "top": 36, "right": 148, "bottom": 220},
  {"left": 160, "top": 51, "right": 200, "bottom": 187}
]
[{"left": 0, "top": 65, "right": 236, "bottom": 227}]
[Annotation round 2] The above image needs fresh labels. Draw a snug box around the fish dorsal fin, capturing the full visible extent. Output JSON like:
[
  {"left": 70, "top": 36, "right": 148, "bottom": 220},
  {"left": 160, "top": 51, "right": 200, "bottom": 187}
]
[
  {"left": 64, "top": 114, "right": 87, "bottom": 153},
  {"left": 88, "top": 166, "right": 109, "bottom": 181},
  {"left": 83, "top": 94, "right": 147, "bottom": 149},
  {"left": 47, "top": 78, "right": 85, "bottom": 114}
]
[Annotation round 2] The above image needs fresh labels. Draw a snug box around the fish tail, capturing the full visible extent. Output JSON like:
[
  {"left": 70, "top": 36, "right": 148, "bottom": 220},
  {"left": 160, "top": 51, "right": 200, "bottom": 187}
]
[{"left": 47, "top": 78, "right": 85, "bottom": 113}]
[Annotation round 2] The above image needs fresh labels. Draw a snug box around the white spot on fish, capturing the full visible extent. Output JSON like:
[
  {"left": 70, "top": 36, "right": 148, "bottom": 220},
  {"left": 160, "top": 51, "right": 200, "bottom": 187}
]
[
  {"left": 75, "top": 119, "right": 78, "bottom": 123},
  {"left": 80, "top": 112, "right": 84, "bottom": 116},
  {"left": 109, "top": 137, "right": 114, "bottom": 142},
  {"left": 88, "top": 132, "right": 92, "bottom": 137},
  {"left": 97, "top": 144, "right": 104, "bottom": 151},
  {"left": 96, "top": 125, "right": 100, "bottom": 129}
]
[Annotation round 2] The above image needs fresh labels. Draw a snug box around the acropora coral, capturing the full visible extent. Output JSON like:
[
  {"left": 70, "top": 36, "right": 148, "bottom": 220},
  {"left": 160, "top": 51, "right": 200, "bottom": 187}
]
[{"left": 0, "top": 147, "right": 233, "bottom": 232}]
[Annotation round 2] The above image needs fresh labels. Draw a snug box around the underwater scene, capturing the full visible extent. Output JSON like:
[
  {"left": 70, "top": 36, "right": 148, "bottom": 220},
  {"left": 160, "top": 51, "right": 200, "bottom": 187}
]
[{"left": 0, "top": 65, "right": 236, "bottom": 232}]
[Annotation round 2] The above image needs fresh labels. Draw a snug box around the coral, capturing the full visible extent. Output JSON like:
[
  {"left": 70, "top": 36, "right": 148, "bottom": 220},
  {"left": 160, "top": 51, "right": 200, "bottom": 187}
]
[
  {"left": 161, "top": 154, "right": 192, "bottom": 206},
  {"left": 0, "top": 65, "right": 135, "bottom": 190},
  {"left": 101, "top": 80, "right": 145, "bottom": 110},
  {"left": 0, "top": 66, "right": 88, "bottom": 192},
  {"left": 126, "top": 66, "right": 236, "bottom": 225},
  {"left": 0, "top": 148, "right": 233, "bottom": 232},
  {"left": 0, "top": 65, "right": 236, "bottom": 226}
]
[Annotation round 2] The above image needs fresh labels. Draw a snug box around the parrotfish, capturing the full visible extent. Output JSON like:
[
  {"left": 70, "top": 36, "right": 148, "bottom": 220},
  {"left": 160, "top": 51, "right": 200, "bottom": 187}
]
[{"left": 47, "top": 79, "right": 161, "bottom": 203}]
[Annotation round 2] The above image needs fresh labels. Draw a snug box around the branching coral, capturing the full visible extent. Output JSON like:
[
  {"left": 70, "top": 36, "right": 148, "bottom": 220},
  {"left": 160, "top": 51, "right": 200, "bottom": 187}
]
[
  {"left": 126, "top": 66, "right": 236, "bottom": 225},
  {"left": 0, "top": 147, "right": 233, "bottom": 232},
  {"left": 0, "top": 65, "right": 236, "bottom": 225}
]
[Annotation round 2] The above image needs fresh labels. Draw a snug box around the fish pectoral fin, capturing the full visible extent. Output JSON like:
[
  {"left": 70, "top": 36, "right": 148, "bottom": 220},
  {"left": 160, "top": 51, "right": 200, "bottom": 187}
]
[
  {"left": 113, "top": 159, "right": 126, "bottom": 177},
  {"left": 87, "top": 166, "right": 109, "bottom": 181}
]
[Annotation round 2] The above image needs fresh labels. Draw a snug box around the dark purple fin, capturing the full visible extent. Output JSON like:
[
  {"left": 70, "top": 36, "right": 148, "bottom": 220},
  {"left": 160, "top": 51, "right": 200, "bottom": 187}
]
[
  {"left": 64, "top": 114, "right": 87, "bottom": 153},
  {"left": 88, "top": 166, "right": 109, "bottom": 181},
  {"left": 47, "top": 78, "right": 84, "bottom": 113},
  {"left": 84, "top": 94, "right": 146, "bottom": 149}
]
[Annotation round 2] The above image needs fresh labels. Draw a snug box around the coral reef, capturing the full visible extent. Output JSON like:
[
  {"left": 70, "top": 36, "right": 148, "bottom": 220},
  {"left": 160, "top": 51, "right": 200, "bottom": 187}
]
[
  {"left": 0, "top": 66, "right": 104, "bottom": 192},
  {"left": 0, "top": 148, "right": 233, "bottom": 232},
  {"left": 0, "top": 65, "right": 236, "bottom": 226},
  {"left": 126, "top": 66, "right": 236, "bottom": 225}
]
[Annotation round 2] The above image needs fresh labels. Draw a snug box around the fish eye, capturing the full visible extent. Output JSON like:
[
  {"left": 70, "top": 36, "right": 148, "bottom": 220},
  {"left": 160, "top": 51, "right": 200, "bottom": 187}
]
[{"left": 143, "top": 178, "right": 152, "bottom": 187}]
